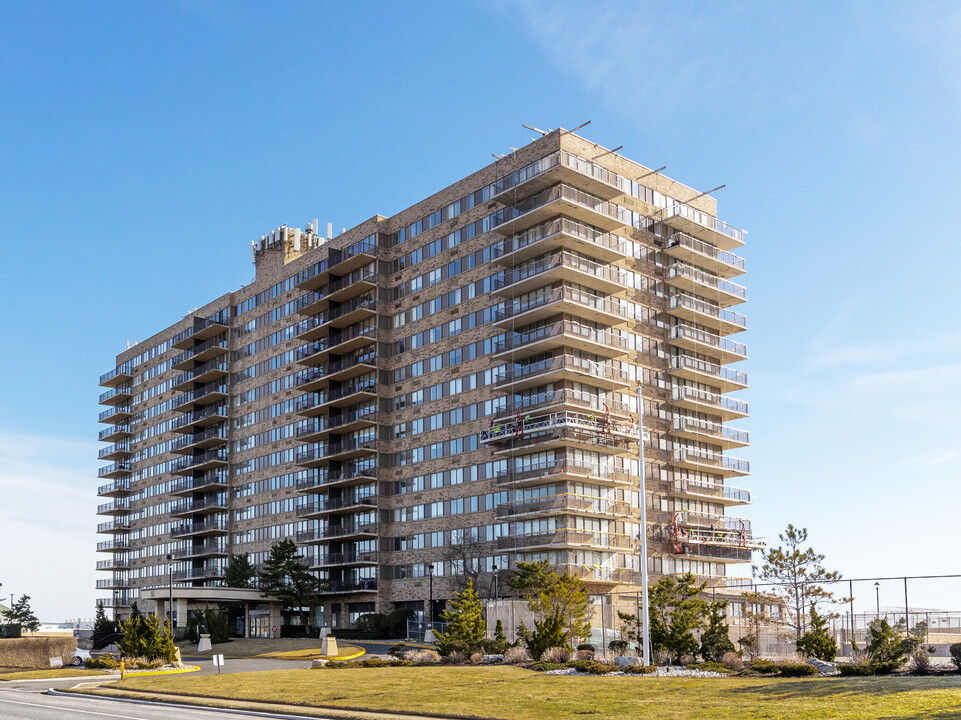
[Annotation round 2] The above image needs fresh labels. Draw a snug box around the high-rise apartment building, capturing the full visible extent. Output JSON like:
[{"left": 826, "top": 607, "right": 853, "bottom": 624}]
[{"left": 96, "top": 129, "right": 759, "bottom": 631}]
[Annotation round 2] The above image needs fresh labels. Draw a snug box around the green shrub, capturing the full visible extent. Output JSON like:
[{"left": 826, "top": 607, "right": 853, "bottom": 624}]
[
  {"left": 869, "top": 660, "right": 901, "bottom": 675},
  {"left": 480, "top": 637, "right": 508, "bottom": 654},
  {"left": 838, "top": 663, "right": 875, "bottom": 676},
  {"left": 84, "top": 653, "right": 120, "bottom": 670},
  {"left": 529, "top": 661, "right": 568, "bottom": 672},
  {"left": 387, "top": 643, "right": 407, "bottom": 658},
  {"left": 949, "top": 643, "right": 961, "bottom": 671},
  {"left": 747, "top": 658, "right": 779, "bottom": 674},
  {"left": 568, "top": 659, "right": 618, "bottom": 674},
  {"left": 624, "top": 663, "right": 658, "bottom": 674},
  {"left": 777, "top": 662, "right": 818, "bottom": 677},
  {"left": 576, "top": 643, "right": 596, "bottom": 652},
  {"left": 186, "top": 607, "right": 231, "bottom": 645},
  {"left": 608, "top": 640, "right": 629, "bottom": 655}
]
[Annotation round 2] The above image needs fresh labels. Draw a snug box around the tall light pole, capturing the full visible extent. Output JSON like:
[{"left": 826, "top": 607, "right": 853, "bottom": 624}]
[
  {"left": 874, "top": 582, "right": 880, "bottom": 616},
  {"left": 635, "top": 385, "right": 651, "bottom": 667},
  {"left": 427, "top": 564, "right": 434, "bottom": 628},
  {"left": 166, "top": 554, "right": 173, "bottom": 629}
]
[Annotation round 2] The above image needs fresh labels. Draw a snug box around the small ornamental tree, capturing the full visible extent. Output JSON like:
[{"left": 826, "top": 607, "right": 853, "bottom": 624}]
[
  {"left": 508, "top": 560, "right": 591, "bottom": 652},
  {"left": 700, "top": 601, "right": 736, "bottom": 661},
  {"left": 92, "top": 600, "right": 118, "bottom": 649},
  {"left": 258, "top": 539, "right": 327, "bottom": 633},
  {"left": 435, "top": 579, "right": 486, "bottom": 654},
  {"left": 117, "top": 613, "right": 176, "bottom": 663},
  {"left": 649, "top": 573, "right": 709, "bottom": 661},
  {"left": 1, "top": 595, "right": 40, "bottom": 632},
  {"left": 865, "top": 618, "right": 913, "bottom": 666},
  {"left": 796, "top": 604, "right": 837, "bottom": 661}
]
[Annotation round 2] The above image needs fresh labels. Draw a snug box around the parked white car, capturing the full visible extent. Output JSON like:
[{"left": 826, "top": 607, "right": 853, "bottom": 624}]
[{"left": 71, "top": 648, "right": 91, "bottom": 666}]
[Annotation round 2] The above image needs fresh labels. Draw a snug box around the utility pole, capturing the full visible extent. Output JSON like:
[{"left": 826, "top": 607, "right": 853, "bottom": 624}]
[{"left": 636, "top": 385, "right": 651, "bottom": 666}]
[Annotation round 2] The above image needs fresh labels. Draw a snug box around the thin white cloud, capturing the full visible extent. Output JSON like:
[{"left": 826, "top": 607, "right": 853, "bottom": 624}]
[{"left": 0, "top": 432, "right": 100, "bottom": 621}]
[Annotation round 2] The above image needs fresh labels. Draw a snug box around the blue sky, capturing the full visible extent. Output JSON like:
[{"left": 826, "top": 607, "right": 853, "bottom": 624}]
[{"left": 1, "top": 1, "right": 959, "bottom": 621}]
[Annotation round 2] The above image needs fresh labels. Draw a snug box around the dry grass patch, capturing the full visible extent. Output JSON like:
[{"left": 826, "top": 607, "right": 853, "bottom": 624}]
[
  {"left": 102, "top": 665, "right": 961, "bottom": 720},
  {"left": 0, "top": 668, "right": 107, "bottom": 681},
  {"left": 258, "top": 644, "right": 364, "bottom": 660},
  {"left": 0, "top": 638, "right": 78, "bottom": 669}
]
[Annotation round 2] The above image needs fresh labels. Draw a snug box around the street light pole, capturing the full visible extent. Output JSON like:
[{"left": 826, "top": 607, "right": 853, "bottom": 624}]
[
  {"left": 635, "top": 385, "right": 651, "bottom": 667},
  {"left": 428, "top": 564, "right": 434, "bottom": 628},
  {"left": 874, "top": 582, "right": 880, "bottom": 616},
  {"left": 166, "top": 554, "right": 173, "bottom": 629}
]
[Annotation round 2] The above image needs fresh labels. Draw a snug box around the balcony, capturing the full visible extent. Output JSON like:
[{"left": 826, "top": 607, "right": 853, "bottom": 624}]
[
  {"left": 669, "top": 325, "right": 747, "bottom": 364},
  {"left": 170, "top": 336, "right": 229, "bottom": 371},
  {"left": 96, "top": 538, "right": 130, "bottom": 552},
  {"left": 673, "top": 447, "right": 750, "bottom": 477},
  {"left": 670, "top": 416, "right": 749, "bottom": 450},
  {"left": 665, "top": 232, "right": 746, "bottom": 278},
  {"left": 670, "top": 523, "right": 765, "bottom": 551},
  {"left": 496, "top": 494, "right": 632, "bottom": 520},
  {"left": 658, "top": 202, "right": 745, "bottom": 251},
  {"left": 99, "top": 366, "right": 133, "bottom": 388},
  {"left": 674, "top": 543, "right": 754, "bottom": 562},
  {"left": 96, "top": 558, "right": 129, "bottom": 571},
  {"left": 498, "top": 529, "right": 632, "bottom": 552},
  {"left": 96, "top": 578, "right": 129, "bottom": 590},
  {"left": 98, "top": 596, "right": 131, "bottom": 608},
  {"left": 328, "top": 237, "right": 379, "bottom": 276},
  {"left": 171, "top": 313, "right": 230, "bottom": 350},
  {"left": 496, "top": 389, "right": 631, "bottom": 421},
  {"left": 672, "top": 478, "right": 751, "bottom": 506},
  {"left": 170, "top": 542, "right": 228, "bottom": 560},
  {"left": 665, "top": 263, "right": 746, "bottom": 307},
  {"left": 322, "top": 379, "right": 378, "bottom": 409},
  {"left": 97, "top": 498, "right": 130, "bottom": 516},
  {"left": 324, "top": 294, "right": 378, "bottom": 330},
  {"left": 295, "top": 259, "right": 329, "bottom": 292},
  {"left": 99, "top": 424, "right": 132, "bottom": 442},
  {"left": 171, "top": 404, "right": 229, "bottom": 433},
  {"left": 324, "top": 267, "right": 378, "bottom": 304},
  {"left": 171, "top": 426, "right": 228, "bottom": 454},
  {"left": 321, "top": 350, "right": 379, "bottom": 385},
  {"left": 168, "top": 472, "right": 229, "bottom": 496},
  {"left": 296, "top": 290, "right": 328, "bottom": 317},
  {"left": 494, "top": 458, "right": 633, "bottom": 488},
  {"left": 669, "top": 356, "right": 747, "bottom": 392},
  {"left": 297, "top": 438, "right": 377, "bottom": 466},
  {"left": 171, "top": 567, "right": 223, "bottom": 582},
  {"left": 493, "top": 184, "right": 631, "bottom": 235},
  {"left": 170, "top": 519, "right": 228, "bottom": 538},
  {"left": 495, "top": 320, "right": 630, "bottom": 360},
  {"left": 671, "top": 386, "right": 748, "bottom": 421},
  {"left": 496, "top": 354, "right": 631, "bottom": 392},
  {"left": 493, "top": 286, "right": 630, "bottom": 329},
  {"left": 667, "top": 295, "right": 747, "bottom": 336},
  {"left": 297, "top": 496, "right": 377, "bottom": 518},
  {"left": 481, "top": 411, "right": 634, "bottom": 455},
  {"left": 98, "top": 404, "right": 132, "bottom": 424},
  {"left": 491, "top": 149, "right": 627, "bottom": 203},
  {"left": 313, "top": 551, "right": 378, "bottom": 568},
  {"left": 171, "top": 360, "right": 229, "bottom": 392},
  {"left": 299, "top": 410, "right": 377, "bottom": 441},
  {"left": 493, "top": 252, "right": 627, "bottom": 298},
  {"left": 170, "top": 448, "right": 229, "bottom": 475},
  {"left": 296, "top": 466, "right": 377, "bottom": 493},
  {"left": 97, "top": 517, "right": 131, "bottom": 534},
  {"left": 98, "top": 461, "right": 130, "bottom": 479},
  {"left": 296, "top": 366, "right": 328, "bottom": 393},
  {"left": 98, "top": 478, "right": 131, "bottom": 497},
  {"left": 170, "top": 497, "right": 228, "bottom": 518},
  {"left": 171, "top": 384, "right": 229, "bottom": 412},
  {"left": 98, "top": 442, "right": 131, "bottom": 461},
  {"left": 296, "top": 522, "right": 378, "bottom": 544},
  {"left": 494, "top": 217, "right": 630, "bottom": 265},
  {"left": 325, "top": 579, "right": 378, "bottom": 594},
  {"left": 98, "top": 385, "right": 132, "bottom": 406}
]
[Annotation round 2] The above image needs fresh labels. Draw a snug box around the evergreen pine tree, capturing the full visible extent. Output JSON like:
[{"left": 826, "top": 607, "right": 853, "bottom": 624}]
[
  {"left": 436, "top": 579, "right": 486, "bottom": 653},
  {"left": 1, "top": 595, "right": 40, "bottom": 632},
  {"left": 223, "top": 554, "right": 256, "bottom": 588},
  {"left": 700, "top": 600, "right": 736, "bottom": 661},
  {"left": 92, "top": 600, "right": 118, "bottom": 649},
  {"left": 258, "top": 539, "right": 327, "bottom": 633},
  {"left": 796, "top": 604, "right": 838, "bottom": 661}
]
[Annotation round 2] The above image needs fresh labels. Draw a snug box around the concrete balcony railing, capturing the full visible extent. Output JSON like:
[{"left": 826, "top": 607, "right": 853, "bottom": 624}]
[
  {"left": 494, "top": 286, "right": 630, "bottom": 327},
  {"left": 496, "top": 354, "right": 632, "bottom": 390},
  {"left": 671, "top": 416, "right": 749, "bottom": 449},
  {"left": 496, "top": 494, "right": 633, "bottom": 519},
  {"left": 494, "top": 217, "right": 631, "bottom": 265},
  {"left": 673, "top": 478, "right": 751, "bottom": 506},
  {"left": 497, "top": 529, "right": 632, "bottom": 551},
  {"left": 669, "top": 294, "right": 746, "bottom": 334},
  {"left": 494, "top": 251, "right": 628, "bottom": 296},
  {"left": 665, "top": 232, "right": 745, "bottom": 277},
  {"left": 492, "top": 184, "right": 631, "bottom": 235},
  {"left": 671, "top": 385, "right": 749, "bottom": 420},
  {"left": 670, "top": 324, "right": 747, "bottom": 363},
  {"left": 666, "top": 263, "right": 746, "bottom": 307},
  {"left": 673, "top": 447, "right": 750, "bottom": 476},
  {"left": 669, "top": 355, "right": 748, "bottom": 392},
  {"left": 498, "top": 389, "right": 631, "bottom": 419},
  {"left": 495, "top": 320, "right": 630, "bottom": 358},
  {"left": 658, "top": 202, "right": 745, "bottom": 251},
  {"left": 494, "top": 458, "right": 633, "bottom": 487}
]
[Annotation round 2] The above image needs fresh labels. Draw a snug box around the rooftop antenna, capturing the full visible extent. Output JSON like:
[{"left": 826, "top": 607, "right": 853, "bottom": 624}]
[
  {"left": 522, "top": 124, "right": 549, "bottom": 136},
  {"left": 593, "top": 145, "right": 622, "bottom": 160},
  {"left": 637, "top": 166, "right": 666, "bottom": 180},
  {"left": 682, "top": 184, "right": 726, "bottom": 205},
  {"left": 492, "top": 153, "right": 505, "bottom": 160},
  {"left": 561, "top": 120, "right": 591, "bottom": 135},
  {"left": 508, "top": 146, "right": 518, "bottom": 153}
]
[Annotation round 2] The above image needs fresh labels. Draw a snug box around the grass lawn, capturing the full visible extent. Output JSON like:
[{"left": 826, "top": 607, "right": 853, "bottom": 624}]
[
  {"left": 87, "top": 666, "right": 961, "bottom": 719},
  {"left": 0, "top": 668, "right": 109, "bottom": 681}
]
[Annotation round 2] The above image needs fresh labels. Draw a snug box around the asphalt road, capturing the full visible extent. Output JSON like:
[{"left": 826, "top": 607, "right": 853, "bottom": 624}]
[{"left": 0, "top": 688, "right": 325, "bottom": 719}]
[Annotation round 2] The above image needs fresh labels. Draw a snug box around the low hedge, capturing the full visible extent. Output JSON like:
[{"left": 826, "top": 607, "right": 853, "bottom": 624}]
[
  {"left": 777, "top": 662, "right": 818, "bottom": 677},
  {"left": 0, "top": 637, "right": 78, "bottom": 669},
  {"left": 838, "top": 663, "right": 874, "bottom": 676}
]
